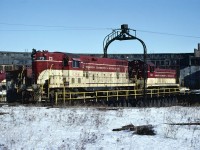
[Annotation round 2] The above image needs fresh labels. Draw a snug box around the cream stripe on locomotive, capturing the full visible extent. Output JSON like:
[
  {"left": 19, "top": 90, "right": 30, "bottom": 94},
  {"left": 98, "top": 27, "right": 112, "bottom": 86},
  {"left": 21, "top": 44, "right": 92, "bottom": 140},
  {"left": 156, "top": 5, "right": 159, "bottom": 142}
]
[
  {"left": 37, "top": 69, "right": 135, "bottom": 88},
  {"left": 147, "top": 78, "right": 178, "bottom": 87}
]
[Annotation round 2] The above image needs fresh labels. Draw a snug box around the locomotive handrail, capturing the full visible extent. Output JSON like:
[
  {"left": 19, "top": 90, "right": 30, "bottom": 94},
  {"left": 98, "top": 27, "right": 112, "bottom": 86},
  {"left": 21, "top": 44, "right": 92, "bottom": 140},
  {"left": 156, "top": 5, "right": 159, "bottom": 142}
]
[{"left": 54, "top": 87, "right": 180, "bottom": 105}]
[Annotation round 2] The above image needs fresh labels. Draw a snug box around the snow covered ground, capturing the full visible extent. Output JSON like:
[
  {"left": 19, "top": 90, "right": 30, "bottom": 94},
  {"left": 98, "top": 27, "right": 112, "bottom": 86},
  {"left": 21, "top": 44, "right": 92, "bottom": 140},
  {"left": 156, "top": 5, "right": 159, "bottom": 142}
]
[{"left": 0, "top": 105, "right": 200, "bottom": 150}]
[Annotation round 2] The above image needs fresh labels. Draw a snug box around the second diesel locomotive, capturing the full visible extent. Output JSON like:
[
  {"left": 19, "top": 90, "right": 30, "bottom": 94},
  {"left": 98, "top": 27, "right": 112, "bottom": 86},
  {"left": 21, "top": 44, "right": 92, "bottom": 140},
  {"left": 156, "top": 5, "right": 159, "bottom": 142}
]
[{"left": 6, "top": 49, "right": 179, "bottom": 103}]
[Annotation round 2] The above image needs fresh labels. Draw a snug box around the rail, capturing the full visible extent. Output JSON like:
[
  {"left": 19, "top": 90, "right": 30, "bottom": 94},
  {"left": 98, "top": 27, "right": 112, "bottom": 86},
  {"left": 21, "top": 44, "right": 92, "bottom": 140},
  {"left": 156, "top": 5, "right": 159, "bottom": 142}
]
[{"left": 54, "top": 87, "right": 180, "bottom": 105}]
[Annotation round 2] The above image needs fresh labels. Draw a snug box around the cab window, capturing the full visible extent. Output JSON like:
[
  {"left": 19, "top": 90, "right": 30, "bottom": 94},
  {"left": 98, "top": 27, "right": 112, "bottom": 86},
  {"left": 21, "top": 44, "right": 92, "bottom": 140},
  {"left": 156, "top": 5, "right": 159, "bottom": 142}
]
[{"left": 72, "top": 60, "right": 80, "bottom": 68}]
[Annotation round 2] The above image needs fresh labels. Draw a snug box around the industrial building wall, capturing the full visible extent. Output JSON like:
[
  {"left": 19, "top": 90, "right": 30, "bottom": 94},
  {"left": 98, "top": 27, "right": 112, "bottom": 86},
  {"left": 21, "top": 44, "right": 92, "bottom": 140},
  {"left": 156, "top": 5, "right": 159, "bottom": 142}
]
[{"left": 180, "top": 66, "right": 200, "bottom": 89}]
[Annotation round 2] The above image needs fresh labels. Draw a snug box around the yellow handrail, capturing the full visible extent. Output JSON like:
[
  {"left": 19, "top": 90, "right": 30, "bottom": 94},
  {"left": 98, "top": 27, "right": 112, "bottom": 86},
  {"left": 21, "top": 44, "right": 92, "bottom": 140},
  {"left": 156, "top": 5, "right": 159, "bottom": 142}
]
[{"left": 54, "top": 87, "right": 180, "bottom": 105}]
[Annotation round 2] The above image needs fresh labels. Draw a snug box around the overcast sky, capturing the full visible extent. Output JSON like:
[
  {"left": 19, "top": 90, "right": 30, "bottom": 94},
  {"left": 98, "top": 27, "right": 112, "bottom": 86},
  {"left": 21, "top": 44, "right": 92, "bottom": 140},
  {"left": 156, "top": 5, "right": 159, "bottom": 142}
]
[{"left": 0, "top": 0, "right": 200, "bottom": 54}]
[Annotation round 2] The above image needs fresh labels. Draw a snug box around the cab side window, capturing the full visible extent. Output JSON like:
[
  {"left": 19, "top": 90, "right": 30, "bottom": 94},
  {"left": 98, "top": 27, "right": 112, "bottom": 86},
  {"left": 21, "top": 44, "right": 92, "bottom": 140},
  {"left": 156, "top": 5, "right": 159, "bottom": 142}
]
[{"left": 72, "top": 60, "right": 80, "bottom": 68}]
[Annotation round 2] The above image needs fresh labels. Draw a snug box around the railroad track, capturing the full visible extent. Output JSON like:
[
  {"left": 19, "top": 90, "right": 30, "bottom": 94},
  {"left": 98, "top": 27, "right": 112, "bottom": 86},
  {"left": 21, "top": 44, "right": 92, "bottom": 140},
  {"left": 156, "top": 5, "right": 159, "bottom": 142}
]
[{"left": 1, "top": 94, "right": 199, "bottom": 108}]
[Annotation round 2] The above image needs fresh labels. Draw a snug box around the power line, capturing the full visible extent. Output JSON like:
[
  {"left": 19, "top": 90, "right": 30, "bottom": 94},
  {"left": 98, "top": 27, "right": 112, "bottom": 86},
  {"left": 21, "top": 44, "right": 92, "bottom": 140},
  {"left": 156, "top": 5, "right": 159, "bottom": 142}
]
[
  {"left": 0, "top": 29, "right": 107, "bottom": 31},
  {"left": 0, "top": 22, "right": 111, "bottom": 30},
  {"left": 0, "top": 22, "right": 199, "bottom": 39},
  {"left": 137, "top": 29, "right": 200, "bottom": 39}
]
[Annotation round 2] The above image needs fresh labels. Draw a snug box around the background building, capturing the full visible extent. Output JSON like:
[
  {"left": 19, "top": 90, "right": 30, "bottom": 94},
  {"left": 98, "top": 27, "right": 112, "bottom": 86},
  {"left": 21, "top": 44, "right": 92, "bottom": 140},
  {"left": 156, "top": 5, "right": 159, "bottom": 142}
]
[
  {"left": 180, "top": 43, "right": 200, "bottom": 89},
  {"left": 0, "top": 51, "right": 31, "bottom": 72}
]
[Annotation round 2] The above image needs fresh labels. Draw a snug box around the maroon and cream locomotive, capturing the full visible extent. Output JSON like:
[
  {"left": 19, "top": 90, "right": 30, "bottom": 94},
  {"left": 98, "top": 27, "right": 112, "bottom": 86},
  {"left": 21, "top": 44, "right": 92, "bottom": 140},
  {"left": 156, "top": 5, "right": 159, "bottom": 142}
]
[{"left": 6, "top": 49, "right": 179, "bottom": 102}]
